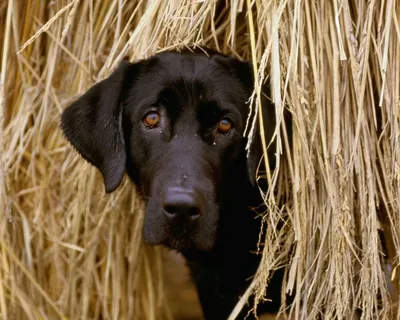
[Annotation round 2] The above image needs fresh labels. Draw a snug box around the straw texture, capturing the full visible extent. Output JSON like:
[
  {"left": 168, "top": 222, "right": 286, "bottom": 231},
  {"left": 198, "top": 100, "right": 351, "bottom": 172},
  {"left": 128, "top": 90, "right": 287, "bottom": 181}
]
[{"left": 1, "top": 1, "right": 399, "bottom": 319}]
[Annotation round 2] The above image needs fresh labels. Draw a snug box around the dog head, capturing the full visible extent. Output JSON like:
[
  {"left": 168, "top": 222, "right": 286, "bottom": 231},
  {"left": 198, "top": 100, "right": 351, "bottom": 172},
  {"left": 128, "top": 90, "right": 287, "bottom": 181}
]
[{"left": 61, "top": 50, "right": 274, "bottom": 251}]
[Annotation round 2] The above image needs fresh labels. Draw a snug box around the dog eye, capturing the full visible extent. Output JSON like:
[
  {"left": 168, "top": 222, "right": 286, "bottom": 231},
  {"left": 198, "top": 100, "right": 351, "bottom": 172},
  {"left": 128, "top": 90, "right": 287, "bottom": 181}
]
[
  {"left": 217, "top": 118, "right": 232, "bottom": 134},
  {"left": 143, "top": 111, "right": 161, "bottom": 128}
]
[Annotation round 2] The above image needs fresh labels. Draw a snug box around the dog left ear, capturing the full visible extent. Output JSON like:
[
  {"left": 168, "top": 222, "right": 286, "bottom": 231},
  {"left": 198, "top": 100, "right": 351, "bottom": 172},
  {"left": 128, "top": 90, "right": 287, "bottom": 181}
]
[
  {"left": 61, "top": 61, "right": 136, "bottom": 193},
  {"left": 246, "top": 107, "right": 276, "bottom": 188}
]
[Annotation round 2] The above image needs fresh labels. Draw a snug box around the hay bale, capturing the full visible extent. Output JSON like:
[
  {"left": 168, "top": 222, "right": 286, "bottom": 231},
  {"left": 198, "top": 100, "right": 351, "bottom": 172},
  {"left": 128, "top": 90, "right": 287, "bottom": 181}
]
[{"left": 1, "top": 1, "right": 399, "bottom": 319}]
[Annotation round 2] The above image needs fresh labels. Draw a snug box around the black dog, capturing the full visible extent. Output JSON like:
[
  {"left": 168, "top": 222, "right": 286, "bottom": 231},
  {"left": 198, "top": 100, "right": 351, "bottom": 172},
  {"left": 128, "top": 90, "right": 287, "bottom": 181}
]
[{"left": 61, "top": 49, "right": 282, "bottom": 319}]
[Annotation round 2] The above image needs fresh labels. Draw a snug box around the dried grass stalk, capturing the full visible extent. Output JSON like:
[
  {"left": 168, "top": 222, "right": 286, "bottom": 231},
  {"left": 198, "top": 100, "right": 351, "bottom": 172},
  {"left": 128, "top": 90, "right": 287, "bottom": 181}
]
[{"left": 0, "top": 1, "right": 399, "bottom": 319}]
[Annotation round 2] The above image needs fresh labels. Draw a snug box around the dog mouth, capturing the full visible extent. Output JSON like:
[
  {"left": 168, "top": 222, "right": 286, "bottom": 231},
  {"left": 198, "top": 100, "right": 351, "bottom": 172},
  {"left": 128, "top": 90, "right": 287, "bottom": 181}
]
[
  {"left": 143, "top": 209, "right": 218, "bottom": 252},
  {"left": 161, "top": 236, "right": 199, "bottom": 251}
]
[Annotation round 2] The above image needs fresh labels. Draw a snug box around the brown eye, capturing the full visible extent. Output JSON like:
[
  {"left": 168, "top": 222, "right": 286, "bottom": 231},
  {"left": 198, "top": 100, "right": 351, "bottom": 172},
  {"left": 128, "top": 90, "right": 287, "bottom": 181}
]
[
  {"left": 217, "top": 118, "right": 232, "bottom": 134},
  {"left": 143, "top": 111, "right": 161, "bottom": 128}
]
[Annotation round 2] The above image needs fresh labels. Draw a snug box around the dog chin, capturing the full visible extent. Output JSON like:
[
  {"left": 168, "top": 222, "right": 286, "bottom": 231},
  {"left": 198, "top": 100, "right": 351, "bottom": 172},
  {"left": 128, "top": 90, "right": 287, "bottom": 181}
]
[
  {"left": 144, "top": 230, "right": 216, "bottom": 252},
  {"left": 143, "top": 221, "right": 216, "bottom": 252},
  {"left": 163, "top": 233, "right": 216, "bottom": 252}
]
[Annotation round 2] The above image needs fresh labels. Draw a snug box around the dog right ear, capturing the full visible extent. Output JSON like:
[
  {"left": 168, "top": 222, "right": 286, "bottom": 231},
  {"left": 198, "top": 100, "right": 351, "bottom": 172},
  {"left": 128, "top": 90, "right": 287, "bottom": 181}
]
[{"left": 61, "top": 61, "right": 136, "bottom": 193}]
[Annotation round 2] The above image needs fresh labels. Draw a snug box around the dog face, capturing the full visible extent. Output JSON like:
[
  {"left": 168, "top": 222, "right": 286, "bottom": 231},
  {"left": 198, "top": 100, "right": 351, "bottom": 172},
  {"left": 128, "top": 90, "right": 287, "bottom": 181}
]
[{"left": 61, "top": 51, "right": 268, "bottom": 251}]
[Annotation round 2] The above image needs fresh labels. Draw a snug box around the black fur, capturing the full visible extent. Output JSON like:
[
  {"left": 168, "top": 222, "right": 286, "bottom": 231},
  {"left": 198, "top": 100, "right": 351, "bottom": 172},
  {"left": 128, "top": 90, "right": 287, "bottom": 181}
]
[{"left": 61, "top": 50, "right": 282, "bottom": 319}]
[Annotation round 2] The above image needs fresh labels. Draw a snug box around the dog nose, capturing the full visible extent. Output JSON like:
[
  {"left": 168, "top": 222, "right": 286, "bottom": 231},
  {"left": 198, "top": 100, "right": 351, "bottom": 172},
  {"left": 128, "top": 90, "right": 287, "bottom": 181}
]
[{"left": 163, "top": 188, "right": 201, "bottom": 220}]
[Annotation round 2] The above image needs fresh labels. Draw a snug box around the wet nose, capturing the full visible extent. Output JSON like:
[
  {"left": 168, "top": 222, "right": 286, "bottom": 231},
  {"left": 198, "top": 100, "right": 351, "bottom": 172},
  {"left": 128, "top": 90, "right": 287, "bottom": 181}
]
[{"left": 162, "top": 187, "right": 201, "bottom": 220}]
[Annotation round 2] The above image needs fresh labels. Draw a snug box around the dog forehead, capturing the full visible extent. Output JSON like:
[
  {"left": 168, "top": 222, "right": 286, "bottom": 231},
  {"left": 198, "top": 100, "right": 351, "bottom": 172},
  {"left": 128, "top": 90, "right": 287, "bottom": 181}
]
[
  {"left": 141, "top": 52, "right": 235, "bottom": 91},
  {"left": 129, "top": 55, "right": 213, "bottom": 101},
  {"left": 126, "top": 52, "right": 249, "bottom": 123},
  {"left": 156, "top": 51, "right": 215, "bottom": 74}
]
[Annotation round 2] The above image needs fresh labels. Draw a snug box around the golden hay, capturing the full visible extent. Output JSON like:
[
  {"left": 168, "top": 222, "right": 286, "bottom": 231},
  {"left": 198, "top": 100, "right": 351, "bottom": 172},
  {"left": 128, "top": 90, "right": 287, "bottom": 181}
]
[{"left": 0, "top": 1, "right": 399, "bottom": 319}]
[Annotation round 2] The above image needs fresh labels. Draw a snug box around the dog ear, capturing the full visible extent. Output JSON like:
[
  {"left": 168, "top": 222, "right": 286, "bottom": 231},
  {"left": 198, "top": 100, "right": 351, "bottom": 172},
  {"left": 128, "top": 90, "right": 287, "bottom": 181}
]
[
  {"left": 246, "top": 102, "right": 276, "bottom": 188},
  {"left": 61, "top": 61, "right": 135, "bottom": 193}
]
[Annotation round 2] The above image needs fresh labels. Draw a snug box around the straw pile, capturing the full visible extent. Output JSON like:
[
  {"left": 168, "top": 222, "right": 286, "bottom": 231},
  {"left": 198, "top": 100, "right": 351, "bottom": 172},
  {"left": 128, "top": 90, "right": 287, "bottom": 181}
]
[{"left": 1, "top": 1, "right": 399, "bottom": 319}]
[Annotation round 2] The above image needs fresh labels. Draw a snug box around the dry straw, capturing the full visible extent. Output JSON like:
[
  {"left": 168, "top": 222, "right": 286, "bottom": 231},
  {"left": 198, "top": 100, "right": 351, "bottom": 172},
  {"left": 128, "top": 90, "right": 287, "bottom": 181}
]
[{"left": 0, "top": 1, "right": 399, "bottom": 319}]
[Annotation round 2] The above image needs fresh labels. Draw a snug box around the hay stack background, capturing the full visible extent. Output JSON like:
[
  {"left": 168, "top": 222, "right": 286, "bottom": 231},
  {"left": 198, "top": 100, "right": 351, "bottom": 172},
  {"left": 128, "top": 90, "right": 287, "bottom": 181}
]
[{"left": 1, "top": 1, "right": 399, "bottom": 319}]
